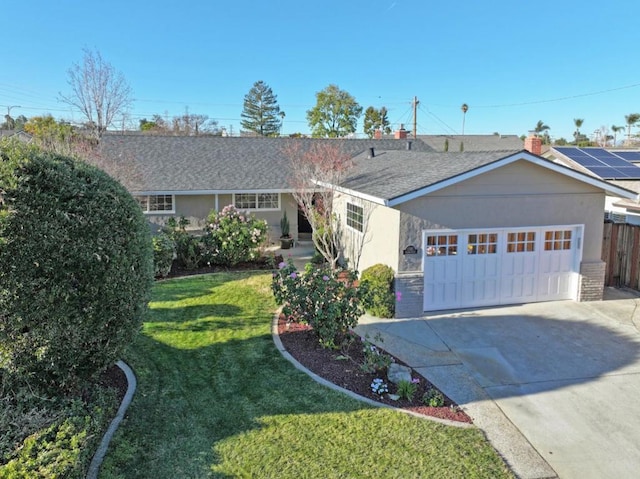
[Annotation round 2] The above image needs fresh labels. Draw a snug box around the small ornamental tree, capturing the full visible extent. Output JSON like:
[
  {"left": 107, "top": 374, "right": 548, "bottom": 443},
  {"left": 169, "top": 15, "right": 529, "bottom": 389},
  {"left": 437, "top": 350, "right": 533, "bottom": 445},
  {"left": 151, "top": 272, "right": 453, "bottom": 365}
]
[
  {"left": 283, "top": 141, "right": 354, "bottom": 271},
  {"left": 0, "top": 139, "right": 153, "bottom": 395}
]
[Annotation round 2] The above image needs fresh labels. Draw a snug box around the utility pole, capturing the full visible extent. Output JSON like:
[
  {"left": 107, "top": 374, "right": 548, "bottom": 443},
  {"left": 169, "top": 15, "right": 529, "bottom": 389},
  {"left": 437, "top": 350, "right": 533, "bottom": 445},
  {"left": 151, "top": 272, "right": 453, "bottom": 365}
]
[
  {"left": 412, "top": 96, "right": 419, "bottom": 139},
  {"left": 4, "top": 105, "right": 20, "bottom": 130}
]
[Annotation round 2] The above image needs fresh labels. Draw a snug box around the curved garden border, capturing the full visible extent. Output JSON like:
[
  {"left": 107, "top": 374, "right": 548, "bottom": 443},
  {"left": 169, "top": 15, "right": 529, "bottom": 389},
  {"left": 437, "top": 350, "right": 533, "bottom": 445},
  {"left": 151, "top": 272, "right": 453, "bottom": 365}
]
[
  {"left": 86, "top": 360, "right": 137, "bottom": 479},
  {"left": 271, "top": 311, "right": 472, "bottom": 429}
]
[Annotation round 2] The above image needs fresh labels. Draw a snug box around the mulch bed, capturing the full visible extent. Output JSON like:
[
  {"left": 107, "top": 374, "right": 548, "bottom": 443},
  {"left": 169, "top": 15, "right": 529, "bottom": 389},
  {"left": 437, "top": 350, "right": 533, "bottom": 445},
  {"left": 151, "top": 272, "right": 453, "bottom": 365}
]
[
  {"left": 278, "top": 317, "right": 471, "bottom": 423},
  {"left": 165, "top": 255, "right": 282, "bottom": 279}
]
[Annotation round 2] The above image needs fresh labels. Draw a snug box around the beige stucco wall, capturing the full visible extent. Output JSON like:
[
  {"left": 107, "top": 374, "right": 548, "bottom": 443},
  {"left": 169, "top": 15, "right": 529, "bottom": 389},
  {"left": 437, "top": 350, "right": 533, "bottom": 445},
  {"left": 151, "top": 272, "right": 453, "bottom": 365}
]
[
  {"left": 397, "top": 160, "right": 605, "bottom": 272},
  {"left": 335, "top": 192, "right": 400, "bottom": 273},
  {"left": 143, "top": 192, "right": 299, "bottom": 243}
]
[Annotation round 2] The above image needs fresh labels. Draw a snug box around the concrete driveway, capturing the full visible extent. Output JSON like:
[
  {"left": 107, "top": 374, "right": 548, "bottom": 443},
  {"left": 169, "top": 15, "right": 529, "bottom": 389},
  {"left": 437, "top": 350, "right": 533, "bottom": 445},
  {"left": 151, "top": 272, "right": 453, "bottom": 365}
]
[{"left": 356, "top": 288, "right": 640, "bottom": 479}]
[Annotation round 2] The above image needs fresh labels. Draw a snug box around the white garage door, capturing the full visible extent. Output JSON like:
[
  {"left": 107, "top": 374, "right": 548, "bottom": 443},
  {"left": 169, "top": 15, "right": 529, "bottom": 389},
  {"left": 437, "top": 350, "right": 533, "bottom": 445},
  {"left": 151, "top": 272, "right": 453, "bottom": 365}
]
[{"left": 423, "top": 226, "right": 582, "bottom": 311}]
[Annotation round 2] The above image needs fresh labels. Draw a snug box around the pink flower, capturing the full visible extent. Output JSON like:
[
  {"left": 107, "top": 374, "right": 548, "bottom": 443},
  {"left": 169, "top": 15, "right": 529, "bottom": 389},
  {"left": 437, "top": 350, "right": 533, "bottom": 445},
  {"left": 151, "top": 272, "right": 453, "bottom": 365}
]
[
  {"left": 278, "top": 262, "right": 287, "bottom": 269},
  {"left": 322, "top": 275, "right": 329, "bottom": 281},
  {"left": 289, "top": 272, "right": 297, "bottom": 279},
  {"left": 411, "top": 378, "right": 420, "bottom": 384}
]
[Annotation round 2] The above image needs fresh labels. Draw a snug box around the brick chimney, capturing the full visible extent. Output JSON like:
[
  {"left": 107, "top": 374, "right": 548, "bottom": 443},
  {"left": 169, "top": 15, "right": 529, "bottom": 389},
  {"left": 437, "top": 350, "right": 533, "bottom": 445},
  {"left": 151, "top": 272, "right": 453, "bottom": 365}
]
[
  {"left": 524, "top": 134, "right": 542, "bottom": 155},
  {"left": 394, "top": 124, "right": 408, "bottom": 140}
]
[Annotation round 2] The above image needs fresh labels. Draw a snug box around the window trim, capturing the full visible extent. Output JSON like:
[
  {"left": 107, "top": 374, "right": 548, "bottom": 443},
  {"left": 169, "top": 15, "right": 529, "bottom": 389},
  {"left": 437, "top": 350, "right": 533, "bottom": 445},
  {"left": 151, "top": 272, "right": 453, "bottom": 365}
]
[
  {"left": 232, "top": 192, "right": 281, "bottom": 211},
  {"left": 136, "top": 194, "right": 175, "bottom": 214},
  {"left": 346, "top": 201, "right": 364, "bottom": 233}
]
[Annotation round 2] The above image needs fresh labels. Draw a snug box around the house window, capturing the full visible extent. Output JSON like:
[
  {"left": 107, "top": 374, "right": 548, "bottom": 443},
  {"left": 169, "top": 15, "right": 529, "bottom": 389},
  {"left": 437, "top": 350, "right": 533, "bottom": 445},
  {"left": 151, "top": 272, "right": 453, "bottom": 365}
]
[
  {"left": 425, "top": 234, "right": 458, "bottom": 256},
  {"left": 507, "top": 231, "right": 536, "bottom": 253},
  {"left": 544, "top": 230, "right": 572, "bottom": 251},
  {"left": 346, "top": 202, "right": 364, "bottom": 232},
  {"left": 233, "top": 193, "right": 280, "bottom": 211},
  {"left": 467, "top": 233, "right": 498, "bottom": 255},
  {"left": 136, "top": 195, "right": 174, "bottom": 213}
]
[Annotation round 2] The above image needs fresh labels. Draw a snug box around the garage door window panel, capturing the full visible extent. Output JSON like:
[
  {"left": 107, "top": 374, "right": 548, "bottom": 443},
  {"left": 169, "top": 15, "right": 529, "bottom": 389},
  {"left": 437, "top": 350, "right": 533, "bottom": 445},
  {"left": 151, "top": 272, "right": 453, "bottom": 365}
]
[
  {"left": 507, "top": 231, "right": 536, "bottom": 253},
  {"left": 426, "top": 234, "right": 458, "bottom": 256},
  {"left": 467, "top": 233, "right": 497, "bottom": 255},
  {"left": 545, "top": 230, "right": 572, "bottom": 251}
]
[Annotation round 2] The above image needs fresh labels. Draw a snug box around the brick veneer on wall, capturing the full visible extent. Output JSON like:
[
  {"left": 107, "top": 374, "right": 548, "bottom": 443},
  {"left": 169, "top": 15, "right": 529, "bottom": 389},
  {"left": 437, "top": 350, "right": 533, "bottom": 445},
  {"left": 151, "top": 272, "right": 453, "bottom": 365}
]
[{"left": 578, "top": 261, "right": 606, "bottom": 301}]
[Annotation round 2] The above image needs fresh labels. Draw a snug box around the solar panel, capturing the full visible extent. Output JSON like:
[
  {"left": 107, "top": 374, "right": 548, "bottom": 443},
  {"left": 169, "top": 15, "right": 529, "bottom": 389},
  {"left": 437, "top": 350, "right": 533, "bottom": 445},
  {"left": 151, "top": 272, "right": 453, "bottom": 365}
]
[
  {"left": 611, "top": 167, "right": 640, "bottom": 179},
  {"left": 613, "top": 151, "right": 640, "bottom": 162},
  {"left": 554, "top": 147, "right": 640, "bottom": 179},
  {"left": 587, "top": 166, "right": 620, "bottom": 179}
]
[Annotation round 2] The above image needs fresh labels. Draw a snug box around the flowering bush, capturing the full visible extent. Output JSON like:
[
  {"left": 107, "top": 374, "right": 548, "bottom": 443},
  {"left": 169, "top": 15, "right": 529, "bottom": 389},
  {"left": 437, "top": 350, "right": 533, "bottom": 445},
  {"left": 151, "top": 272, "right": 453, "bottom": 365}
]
[
  {"left": 272, "top": 261, "right": 366, "bottom": 349},
  {"left": 205, "top": 205, "right": 268, "bottom": 266},
  {"left": 370, "top": 378, "right": 389, "bottom": 396}
]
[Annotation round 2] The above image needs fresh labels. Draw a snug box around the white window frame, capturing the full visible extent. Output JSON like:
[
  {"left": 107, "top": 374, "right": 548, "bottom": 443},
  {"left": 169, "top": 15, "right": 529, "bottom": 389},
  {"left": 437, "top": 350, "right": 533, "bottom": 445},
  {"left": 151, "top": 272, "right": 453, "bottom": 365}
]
[
  {"left": 232, "top": 192, "right": 281, "bottom": 211},
  {"left": 136, "top": 194, "right": 175, "bottom": 214},
  {"left": 346, "top": 201, "right": 364, "bottom": 233}
]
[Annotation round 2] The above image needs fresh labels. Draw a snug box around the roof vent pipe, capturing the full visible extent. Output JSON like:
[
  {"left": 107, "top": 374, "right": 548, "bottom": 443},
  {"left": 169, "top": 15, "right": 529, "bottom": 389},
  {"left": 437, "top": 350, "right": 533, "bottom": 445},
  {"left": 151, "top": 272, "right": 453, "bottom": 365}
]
[
  {"left": 368, "top": 147, "right": 375, "bottom": 158},
  {"left": 406, "top": 141, "right": 412, "bottom": 150}
]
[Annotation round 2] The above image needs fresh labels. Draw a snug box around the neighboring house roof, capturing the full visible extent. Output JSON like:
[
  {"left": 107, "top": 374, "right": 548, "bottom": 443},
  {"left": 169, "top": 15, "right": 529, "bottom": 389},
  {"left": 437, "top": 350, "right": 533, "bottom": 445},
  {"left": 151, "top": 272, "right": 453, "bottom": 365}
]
[
  {"left": 331, "top": 149, "right": 638, "bottom": 207},
  {"left": 0, "top": 130, "right": 32, "bottom": 142},
  {"left": 417, "top": 134, "right": 524, "bottom": 152},
  {"left": 99, "top": 135, "right": 434, "bottom": 193}
]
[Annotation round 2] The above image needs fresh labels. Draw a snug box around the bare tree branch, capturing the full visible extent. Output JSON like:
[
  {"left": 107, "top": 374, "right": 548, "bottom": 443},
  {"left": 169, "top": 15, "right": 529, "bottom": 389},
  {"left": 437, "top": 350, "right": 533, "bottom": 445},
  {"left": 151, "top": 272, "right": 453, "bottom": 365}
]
[
  {"left": 283, "top": 141, "right": 354, "bottom": 271},
  {"left": 59, "top": 49, "right": 132, "bottom": 140}
]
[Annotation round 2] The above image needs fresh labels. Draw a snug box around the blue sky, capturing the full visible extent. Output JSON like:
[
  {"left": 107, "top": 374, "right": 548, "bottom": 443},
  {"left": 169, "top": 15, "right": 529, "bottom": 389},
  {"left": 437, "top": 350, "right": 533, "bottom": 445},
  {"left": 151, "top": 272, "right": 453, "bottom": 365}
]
[{"left": 2, "top": 0, "right": 640, "bottom": 141}]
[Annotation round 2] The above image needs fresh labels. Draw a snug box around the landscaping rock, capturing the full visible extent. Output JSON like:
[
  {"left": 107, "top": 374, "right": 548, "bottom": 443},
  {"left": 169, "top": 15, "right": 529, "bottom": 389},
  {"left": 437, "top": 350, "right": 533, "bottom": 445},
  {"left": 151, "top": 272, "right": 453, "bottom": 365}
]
[{"left": 387, "top": 363, "right": 412, "bottom": 384}]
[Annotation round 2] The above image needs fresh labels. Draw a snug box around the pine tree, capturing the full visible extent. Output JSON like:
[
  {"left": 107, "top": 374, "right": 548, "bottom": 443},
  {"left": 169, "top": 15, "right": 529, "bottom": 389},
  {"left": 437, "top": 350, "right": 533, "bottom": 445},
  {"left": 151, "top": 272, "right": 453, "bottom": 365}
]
[{"left": 240, "top": 81, "right": 283, "bottom": 136}]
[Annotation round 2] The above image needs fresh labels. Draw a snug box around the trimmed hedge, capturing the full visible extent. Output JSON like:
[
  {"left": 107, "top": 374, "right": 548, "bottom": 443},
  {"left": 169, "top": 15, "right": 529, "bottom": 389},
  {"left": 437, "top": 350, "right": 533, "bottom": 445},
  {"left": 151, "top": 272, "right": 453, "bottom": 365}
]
[
  {"left": 360, "top": 264, "right": 395, "bottom": 318},
  {"left": 0, "top": 140, "right": 154, "bottom": 394}
]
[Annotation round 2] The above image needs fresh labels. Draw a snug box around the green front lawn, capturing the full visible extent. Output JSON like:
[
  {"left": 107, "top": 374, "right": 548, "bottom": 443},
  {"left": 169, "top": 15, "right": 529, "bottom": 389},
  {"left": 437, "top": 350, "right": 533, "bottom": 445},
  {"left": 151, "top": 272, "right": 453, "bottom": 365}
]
[{"left": 100, "top": 272, "right": 512, "bottom": 478}]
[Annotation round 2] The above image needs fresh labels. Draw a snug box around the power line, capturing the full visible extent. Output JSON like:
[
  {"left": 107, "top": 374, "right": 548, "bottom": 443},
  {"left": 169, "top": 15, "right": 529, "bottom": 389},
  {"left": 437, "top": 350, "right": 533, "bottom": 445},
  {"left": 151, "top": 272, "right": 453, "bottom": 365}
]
[{"left": 465, "top": 82, "right": 640, "bottom": 109}]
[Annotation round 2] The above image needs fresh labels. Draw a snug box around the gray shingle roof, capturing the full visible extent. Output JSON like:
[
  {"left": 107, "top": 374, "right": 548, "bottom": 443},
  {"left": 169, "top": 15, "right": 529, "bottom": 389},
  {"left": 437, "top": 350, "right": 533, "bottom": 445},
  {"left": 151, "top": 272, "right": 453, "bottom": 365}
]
[
  {"left": 99, "top": 135, "right": 434, "bottom": 192},
  {"left": 418, "top": 135, "right": 524, "bottom": 152},
  {"left": 340, "top": 149, "right": 522, "bottom": 201}
]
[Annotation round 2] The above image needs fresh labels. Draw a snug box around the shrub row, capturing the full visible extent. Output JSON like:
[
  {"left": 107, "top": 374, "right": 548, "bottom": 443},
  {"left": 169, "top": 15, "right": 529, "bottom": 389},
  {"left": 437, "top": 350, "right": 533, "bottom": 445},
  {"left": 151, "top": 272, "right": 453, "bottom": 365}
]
[{"left": 153, "top": 205, "right": 268, "bottom": 276}]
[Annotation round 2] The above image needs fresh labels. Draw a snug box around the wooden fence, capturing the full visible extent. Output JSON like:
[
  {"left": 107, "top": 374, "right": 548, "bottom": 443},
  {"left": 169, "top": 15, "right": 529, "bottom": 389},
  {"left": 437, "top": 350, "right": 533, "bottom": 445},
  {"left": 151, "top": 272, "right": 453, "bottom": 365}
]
[{"left": 602, "top": 222, "right": 640, "bottom": 289}]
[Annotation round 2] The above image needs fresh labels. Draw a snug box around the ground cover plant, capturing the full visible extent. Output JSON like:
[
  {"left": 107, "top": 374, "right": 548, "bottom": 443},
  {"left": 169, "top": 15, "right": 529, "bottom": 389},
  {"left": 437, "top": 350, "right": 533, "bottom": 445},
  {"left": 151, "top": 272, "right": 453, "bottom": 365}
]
[{"left": 100, "top": 272, "right": 512, "bottom": 478}]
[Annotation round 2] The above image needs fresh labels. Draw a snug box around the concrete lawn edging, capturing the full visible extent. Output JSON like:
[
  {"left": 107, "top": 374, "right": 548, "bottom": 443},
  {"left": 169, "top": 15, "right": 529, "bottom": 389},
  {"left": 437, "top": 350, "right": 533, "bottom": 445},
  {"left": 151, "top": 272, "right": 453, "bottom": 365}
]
[
  {"left": 86, "top": 360, "right": 137, "bottom": 479},
  {"left": 271, "top": 312, "right": 472, "bottom": 429}
]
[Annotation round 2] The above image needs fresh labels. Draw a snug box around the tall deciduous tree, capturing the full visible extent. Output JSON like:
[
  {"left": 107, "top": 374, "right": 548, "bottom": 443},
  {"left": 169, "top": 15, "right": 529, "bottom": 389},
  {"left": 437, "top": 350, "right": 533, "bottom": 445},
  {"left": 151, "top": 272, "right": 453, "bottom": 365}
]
[
  {"left": 240, "top": 81, "right": 283, "bottom": 136},
  {"left": 363, "top": 106, "right": 391, "bottom": 138},
  {"left": 306, "top": 84, "right": 362, "bottom": 138},
  {"left": 59, "top": 49, "right": 132, "bottom": 140}
]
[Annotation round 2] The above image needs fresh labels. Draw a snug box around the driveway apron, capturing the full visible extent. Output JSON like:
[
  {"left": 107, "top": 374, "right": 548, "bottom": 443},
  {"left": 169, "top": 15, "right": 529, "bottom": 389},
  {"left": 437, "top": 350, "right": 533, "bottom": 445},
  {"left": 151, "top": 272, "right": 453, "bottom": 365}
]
[{"left": 356, "top": 289, "right": 640, "bottom": 479}]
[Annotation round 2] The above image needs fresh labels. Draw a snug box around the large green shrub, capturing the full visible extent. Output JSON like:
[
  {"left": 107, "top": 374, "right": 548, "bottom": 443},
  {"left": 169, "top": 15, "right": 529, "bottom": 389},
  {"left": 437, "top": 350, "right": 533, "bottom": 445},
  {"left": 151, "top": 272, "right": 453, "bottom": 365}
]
[
  {"left": 0, "top": 140, "right": 153, "bottom": 394},
  {"left": 360, "top": 264, "right": 396, "bottom": 318}
]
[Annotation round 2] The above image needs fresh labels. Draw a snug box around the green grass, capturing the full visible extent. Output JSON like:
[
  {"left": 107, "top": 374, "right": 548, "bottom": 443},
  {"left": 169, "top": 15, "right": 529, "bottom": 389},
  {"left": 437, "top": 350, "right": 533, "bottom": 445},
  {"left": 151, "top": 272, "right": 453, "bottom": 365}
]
[{"left": 100, "top": 272, "right": 512, "bottom": 478}]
